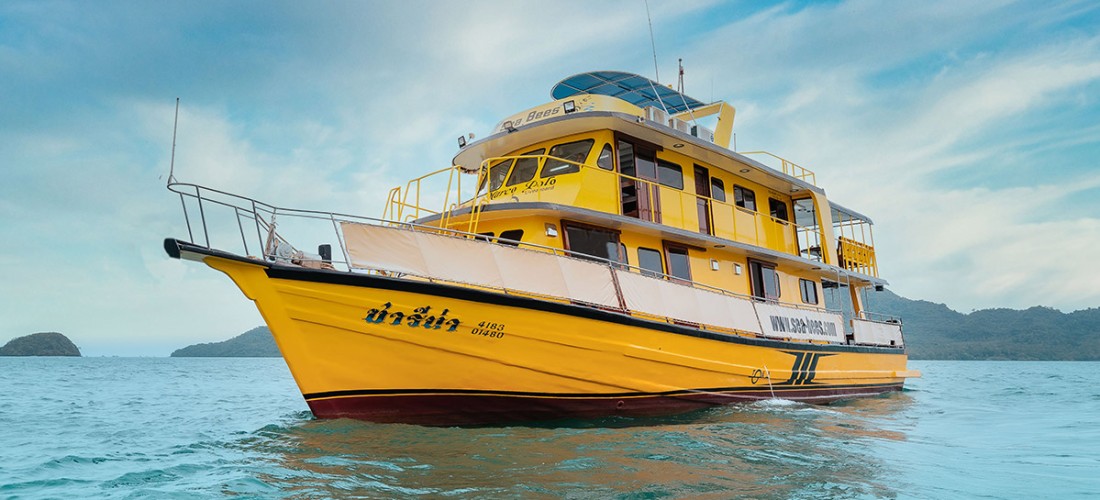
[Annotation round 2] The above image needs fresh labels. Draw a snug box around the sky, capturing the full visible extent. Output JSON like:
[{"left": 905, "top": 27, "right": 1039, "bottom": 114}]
[{"left": 2, "top": 0, "right": 1099, "bottom": 356}]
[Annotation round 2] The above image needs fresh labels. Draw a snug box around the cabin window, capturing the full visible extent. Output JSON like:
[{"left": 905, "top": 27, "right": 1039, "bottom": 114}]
[
  {"left": 800, "top": 278, "right": 819, "bottom": 305},
  {"left": 563, "top": 222, "right": 620, "bottom": 262},
  {"left": 749, "top": 261, "right": 780, "bottom": 301},
  {"left": 637, "top": 247, "right": 664, "bottom": 278},
  {"left": 734, "top": 185, "right": 756, "bottom": 211},
  {"left": 498, "top": 229, "right": 524, "bottom": 246},
  {"left": 618, "top": 243, "right": 629, "bottom": 266},
  {"left": 769, "top": 198, "right": 789, "bottom": 222},
  {"left": 597, "top": 144, "right": 614, "bottom": 170},
  {"left": 477, "top": 232, "right": 495, "bottom": 241},
  {"left": 664, "top": 244, "right": 692, "bottom": 282},
  {"left": 657, "top": 159, "right": 684, "bottom": 189},
  {"left": 506, "top": 149, "right": 546, "bottom": 186},
  {"left": 618, "top": 141, "right": 635, "bottom": 176},
  {"left": 711, "top": 178, "right": 726, "bottom": 202},
  {"left": 542, "top": 139, "right": 594, "bottom": 178},
  {"left": 487, "top": 159, "right": 513, "bottom": 192}
]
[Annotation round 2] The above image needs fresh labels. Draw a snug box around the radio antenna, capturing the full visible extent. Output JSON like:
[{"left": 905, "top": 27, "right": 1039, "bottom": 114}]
[
  {"left": 167, "top": 97, "right": 179, "bottom": 186},
  {"left": 644, "top": 0, "right": 660, "bottom": 83},
  {"left": 678, "top": 58, "right": 684, "bottom": 94}
]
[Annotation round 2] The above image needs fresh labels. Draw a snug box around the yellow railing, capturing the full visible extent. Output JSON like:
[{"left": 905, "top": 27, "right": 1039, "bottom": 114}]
[
  {"left": 739, "top": 151, "right": 817, "bottom": 186},
  {"left": 837, "top": 236, "right": 877, "bottom": 277},
  {"left": 382, "top": 166, "right": 467, "bottom": 225},
  {"left": 382, "top": 155, "right": 833, "bottom": 259},
  {"left": 473, "top": 156, "right": 824, "bottom": 258}
]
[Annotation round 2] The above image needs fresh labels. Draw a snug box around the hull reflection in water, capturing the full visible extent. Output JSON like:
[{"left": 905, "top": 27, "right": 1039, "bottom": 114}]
[{"left": 242, "top": 396, "right": 914, "bottom": 498}]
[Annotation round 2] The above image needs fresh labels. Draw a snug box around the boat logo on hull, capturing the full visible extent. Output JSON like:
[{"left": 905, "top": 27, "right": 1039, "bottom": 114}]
[
  {"left": 779, "top": 351, "right": 834, "bottom": 385},
  {"left": 364, "top": 302, "right": 460, "bottom": 332}
]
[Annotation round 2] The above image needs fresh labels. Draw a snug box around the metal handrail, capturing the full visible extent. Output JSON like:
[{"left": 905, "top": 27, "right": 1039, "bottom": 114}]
[
  {"left": 377, "top": 154, "right": 830, "bottom": 265},
  {"left": 858, "top": 311, "right": 902, "bottom": 324},
  {"left": 463, "top": 155, "right": 827, "bottom": 261},
  {"left": 167, "top": 180, "right": 858, "bottom": 332},
  {"left": 739, "top": 151, "right": 817, "bottom": 186}
]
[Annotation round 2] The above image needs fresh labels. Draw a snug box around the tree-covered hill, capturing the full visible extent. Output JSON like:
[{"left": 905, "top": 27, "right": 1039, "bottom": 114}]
[
  {"left": 866, "top": 290, "right": 1100, "bottom": 360},
  {"left": 170, "top": 327, "right": 280, "bottom": 357},
  {"left": 169, "top": 291, "right": 1100, "bottom": 360},
  {"left": 0, "top": 332, "right": 81, "bottom": 356}
]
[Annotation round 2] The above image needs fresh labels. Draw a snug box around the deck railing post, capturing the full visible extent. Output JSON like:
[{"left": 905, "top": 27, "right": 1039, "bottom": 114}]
[
  {"left": 178, "top": 191, "right": 194, "bottom": 244},
  {"left": 236, "top": 207, "right": 249, "bottom": 256},
  {"left": 197, "top": 187, "right": 211, "bottom": 248}
]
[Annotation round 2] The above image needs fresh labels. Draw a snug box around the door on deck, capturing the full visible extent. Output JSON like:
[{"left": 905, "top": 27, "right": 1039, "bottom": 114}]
[
  {"left": 694, "top": 165, "right": 712, "bottom": 235},
  {"left": 617, "top": 139, "right": 660, "bottom": 223}
]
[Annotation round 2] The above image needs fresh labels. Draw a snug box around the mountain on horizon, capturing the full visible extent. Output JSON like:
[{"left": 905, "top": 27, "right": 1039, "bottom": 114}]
[
  {"left": 169, "top": 291, "right": 1099, "bottom": 360},
  {"left": 865, "top": 289, "right": 1100, "bottom": 360},
  {"left": 170, "top": 327, "right": 281, "bottom": 357}
]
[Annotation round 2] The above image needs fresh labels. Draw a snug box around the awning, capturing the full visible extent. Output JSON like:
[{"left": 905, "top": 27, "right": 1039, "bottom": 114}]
[{"left": 551, "top": 71, "right": 707, "bottom": 114}]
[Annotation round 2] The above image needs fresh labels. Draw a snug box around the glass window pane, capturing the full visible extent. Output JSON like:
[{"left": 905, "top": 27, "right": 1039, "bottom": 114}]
[
  {"left": 597, "top": 144, "right": 614, "bottom": 170},
  {"left": 564, "top": 224, "right": 617, "bottom": 261},
  {"left": 751, "top": 262, "right": 780, "bottom": 301},
  {"left": 505, "top": 149, "right": 545, "bottom": 186},
  {"left": 636, "top": 151, "right": 656, "bottom": 179},
  {"left": 657, "top": 160, "right": 684, "bottom": 190},
  {"left": 769, "top": 198, "right": 789, "bottom": 221},
  {"left": 498, "top": 229, "right": 524, "bottom": 247},
  {"left": 618, "top": 141, "right": 635, "bottom": 176},
  {"left": 762, "top": 267, "right": 779, "bottom": 300},
  {"left": 711, "top": 178, "right": 726, "bottom": 202},
  {"left": 794, "top": 198, "right": 815, "bottom": 227},
  {"left": 489, "top": 159, "right": 514, "bottom": 191},
  {"left": 666, "top": 246, "right": 691, "bottom": 281},
  {"left": 637, "top": 248, "right": 663, "bottom": 277},
  {"left": 542, "top": 139, "right": 594, "bottom": 178},
  {"left": 800, "top": 278, "right": 818, "bottom": 304},
  {"left": 734, "top": 185, "right": 756, "bottom": 211}
]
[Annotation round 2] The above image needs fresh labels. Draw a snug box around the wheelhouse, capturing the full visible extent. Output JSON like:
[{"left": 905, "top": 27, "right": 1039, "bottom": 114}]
[{"left": 385, "top": 71, "right": 889, "bottom": 343}]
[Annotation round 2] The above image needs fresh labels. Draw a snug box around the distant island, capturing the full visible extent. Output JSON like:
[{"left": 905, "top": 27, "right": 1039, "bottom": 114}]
[
  {"left": 171, "top": 291, "right": 1099, "bottom": 360},
  {"left": 171, "top": 326, "right": 281, "bottom": 357},
  {"left": 0, "top": 332, "right": 82, "bottom": 356},
  {"left": 865, "top": 290, "right": 1099, "bottom": 361}
]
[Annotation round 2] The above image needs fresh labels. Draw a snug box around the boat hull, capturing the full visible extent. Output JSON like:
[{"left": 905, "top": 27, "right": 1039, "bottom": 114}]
[{"left": 179, "top": 242, "right": 910, "bottom": 426}]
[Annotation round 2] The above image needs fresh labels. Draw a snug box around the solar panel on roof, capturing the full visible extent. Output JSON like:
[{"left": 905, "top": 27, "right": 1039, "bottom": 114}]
[{"left": 551, "top": 71, "right": 706, "bottom": 114}]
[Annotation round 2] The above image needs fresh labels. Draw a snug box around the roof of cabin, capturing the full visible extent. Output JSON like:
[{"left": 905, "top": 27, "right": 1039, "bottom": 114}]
[{"left": 551, "top": 71, "right": 706, "bottom": 114}]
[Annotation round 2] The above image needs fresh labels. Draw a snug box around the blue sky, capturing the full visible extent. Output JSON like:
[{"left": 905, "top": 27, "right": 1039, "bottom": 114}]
[{"left": 2, "top": 1, "right": 1099, "bottom": 356}]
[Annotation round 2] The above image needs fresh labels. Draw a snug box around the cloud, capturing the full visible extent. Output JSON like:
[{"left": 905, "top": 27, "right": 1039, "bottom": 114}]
[
  {"left": 665, "top": 1, "right": 1100, "bottom": 312},
  {"left": 3, "top": 0, "right": 1099, "bottom": 356}
]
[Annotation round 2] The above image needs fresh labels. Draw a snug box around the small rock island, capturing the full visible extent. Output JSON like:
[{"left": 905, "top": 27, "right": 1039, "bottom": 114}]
[
  {"left": 171, "top": 326, "right": 281, "bottom": 357},
  {"left": 0, "top": 332, "right": 82, "bottom": 356}
]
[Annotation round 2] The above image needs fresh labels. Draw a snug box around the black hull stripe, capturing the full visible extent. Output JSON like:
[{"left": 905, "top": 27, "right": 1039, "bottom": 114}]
[
  {"left": 264, "top": 265, "right": 905, "bottom": 355},
  {"left": 303, "top": 383, "right": 902, "bottom": 401}
]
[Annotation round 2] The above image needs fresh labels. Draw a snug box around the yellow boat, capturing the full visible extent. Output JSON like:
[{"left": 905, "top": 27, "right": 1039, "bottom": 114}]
[{"left": 165, "top": 71, "right": 919, "bottom": 425}]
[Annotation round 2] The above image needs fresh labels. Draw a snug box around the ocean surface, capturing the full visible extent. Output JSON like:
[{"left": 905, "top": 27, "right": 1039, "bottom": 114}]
[{"left": 1, "top": 359, "right": 1097, "bottom": 499}]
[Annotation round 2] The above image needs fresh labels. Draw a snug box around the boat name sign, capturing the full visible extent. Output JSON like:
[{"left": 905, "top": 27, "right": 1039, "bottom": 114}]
[
  {"left": 490, "top": 178, "right": 557, "bottom": 200},
  {"left": 364, "top": 302, "right": 461, "bottom": 332},
  {"left": 754, "top": 303, "right": 845, "bottom": 342}
]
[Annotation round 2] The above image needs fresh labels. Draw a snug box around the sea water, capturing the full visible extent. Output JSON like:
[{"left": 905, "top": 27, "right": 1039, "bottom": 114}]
[{"left": 0, "top": 358, "right": 1097, "bottom": 499}]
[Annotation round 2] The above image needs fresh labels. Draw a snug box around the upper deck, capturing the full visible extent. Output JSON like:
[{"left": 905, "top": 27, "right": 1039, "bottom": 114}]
[{"left": 416, "top": 72, "right": 881, "bottom": 282}]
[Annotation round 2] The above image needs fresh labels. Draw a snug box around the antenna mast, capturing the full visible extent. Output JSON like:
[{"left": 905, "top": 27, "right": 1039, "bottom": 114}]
[
  {"left": 644, "top": 0, "right": 660, "bottom": 83},
  {"left": 678, "top": 58, "right": 684, "bottom": 94},
  {"left": 167, "top": 97, "right": 179, "bottom": 186}
]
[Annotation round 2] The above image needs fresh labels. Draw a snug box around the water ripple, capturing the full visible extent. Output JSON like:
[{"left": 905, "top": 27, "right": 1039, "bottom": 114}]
[{"left": 1, "top": 359, "right": 1098, "bottom": 498}]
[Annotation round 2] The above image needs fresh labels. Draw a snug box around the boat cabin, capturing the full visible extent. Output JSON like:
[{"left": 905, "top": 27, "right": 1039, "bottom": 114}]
[{"left": 386, "top": 71, "right": 888, "bottom": 339}]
